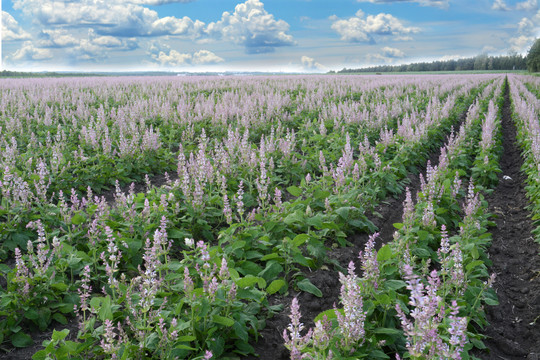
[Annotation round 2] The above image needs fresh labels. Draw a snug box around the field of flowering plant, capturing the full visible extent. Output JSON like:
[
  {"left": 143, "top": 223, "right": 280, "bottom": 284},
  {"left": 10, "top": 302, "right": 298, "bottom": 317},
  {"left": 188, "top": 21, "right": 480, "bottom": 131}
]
[{"left": 1, "top": 73, "right": 535, "bottom": 359}]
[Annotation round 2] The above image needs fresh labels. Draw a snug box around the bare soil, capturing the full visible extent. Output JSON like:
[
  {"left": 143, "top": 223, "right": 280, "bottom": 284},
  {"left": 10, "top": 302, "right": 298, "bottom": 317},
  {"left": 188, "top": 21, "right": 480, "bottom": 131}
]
[{"left": 476, "top": 83, "right": 540, "bottom": 360}]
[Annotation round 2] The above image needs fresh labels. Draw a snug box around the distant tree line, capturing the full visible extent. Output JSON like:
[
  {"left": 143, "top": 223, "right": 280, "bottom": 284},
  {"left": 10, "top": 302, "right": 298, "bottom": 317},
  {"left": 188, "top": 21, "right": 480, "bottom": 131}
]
[
  {"left": 335, "top": 53, "right": 528, "bottom": 74},
  {"left": 0, "top": 70, "right": 100, "bottom": 78}
]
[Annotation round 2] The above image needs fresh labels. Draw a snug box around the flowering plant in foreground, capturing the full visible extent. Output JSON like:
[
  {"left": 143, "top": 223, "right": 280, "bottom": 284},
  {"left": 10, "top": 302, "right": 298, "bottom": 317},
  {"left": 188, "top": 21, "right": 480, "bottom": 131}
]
[
  {"left": 283, "top": 234, "right": 385, "bottom": 359},
  {"left": 0, "top": 220, "right": 74, "bottom": 348},
  {"left": 40, "top": 232, "right": 262, "bottom": 359}
]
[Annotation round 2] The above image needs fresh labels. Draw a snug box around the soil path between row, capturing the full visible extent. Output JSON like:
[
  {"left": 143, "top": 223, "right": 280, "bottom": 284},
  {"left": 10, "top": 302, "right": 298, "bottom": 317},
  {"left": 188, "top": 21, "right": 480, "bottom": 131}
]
[{"left": 477, "top": 82, "right": 540, "bottom": 359}]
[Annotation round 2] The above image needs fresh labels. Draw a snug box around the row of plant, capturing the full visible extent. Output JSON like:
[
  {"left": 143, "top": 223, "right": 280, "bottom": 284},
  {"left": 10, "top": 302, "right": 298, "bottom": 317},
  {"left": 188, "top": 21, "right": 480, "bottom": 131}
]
[
  {"left": 0, "top": 75, "right": 469, "bottom": 198},
  {"left": 0, "top": 75, "right": 487, "bottom": 262},
  {"left": 281, "top": 77, "right": 505, "bottom": 359},
  {"left": 508, "top": 74, "right": 540, "bottom": 242},
  {"left": 0, "top": 76, "right": 492, "bottom": 261},
  {"left": 0, "top": 75, "right": 500, "bottom": 359}
]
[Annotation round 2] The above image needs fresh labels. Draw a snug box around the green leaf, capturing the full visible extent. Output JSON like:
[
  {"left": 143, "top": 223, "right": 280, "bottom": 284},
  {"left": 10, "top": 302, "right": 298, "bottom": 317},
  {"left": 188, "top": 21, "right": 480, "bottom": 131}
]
[
  {"left": 393, "top": 223, "right": 404, "bottom": 230},
  {"left": 24, "top": 309, "right": 39, "bottom": 320},
  {"left": 212, "top": 315, "right": 235, "bottom": 327},
  {"left": 284, "top": 211, "right": 304, "bottom": 225},
  {"left": 176, "top": 335, "right": 196, "bottom": 342},
  {"left": 466, "top": 260, "right": 484, "bottom": 272},
  {"left": 12, "top": 332, "right": 33, "bottom": 348},
  {"left": 287, "top": 186, "right": 302, "bottom": 197},
  {"left": 383, "top": 280, "right": 407, "bottom": 291},
  {"left": 32, "top": 350, "right": 47, "bottom": 360},
  {"left": 377, "top": 245, "right": 393, "bottom": 262},
  {"left": 306, "top": 214, "right": 324, "bottom": 228},
  {"left": 231, "top": 240, "right": 246, "bottom": 251},
  {"left": 52, "top": 329, "right": 69, "bottom": 342},
  {"left": 470, "top": 337, "right": 486, "bottom": 349},
  {"left": 483, "top": 297, "right": 499, "bottom": 306},
  {"left": 314, "top": 308, "right": 338, "bottom": 323},
  {"left": 233, "top": 322, "right": 249, "bottom": 342},
  {"left": 259, "top": 261, "right": 283, "bottom": 282},
  {"left": 169, "top": 228, "right": 189, "bottom": 239},
  {"left": 71, "top": 213, "right": 86, "bottom": 225},
  {"left": 373, "top": 328, "right": 402, "bottom": 335},
  {"left": 335, "top": 207, "right": 350, "bottom": 220},
  {"left": 236, "top": 275, "right": 263, "bottom": 289},
  {"left": 51, "top": 283, "right": 68, "bottom": 292},
  {"left": 266, "top": 279, "right": 287, "bottom": 295},
  {"left": 89, "top": 296, "right": 113, "bottom": 321},
  {"left": 175, "top": 344, "right": 197, "bottom": 351},
  {"left": 260, "top": 253, "right": 281, "bottom": 262},
  {"left": 314, "top": 189, "right": 331, "bottom": 200},
  {"left": 417, "top": 230, "right": 430, "bottom": 242},
  {"left": 297, "top": 278, "right": 322, "bottom": 297},
  {"left": 292, "top": 234, "right": 310, "bottom": 247},
  {"left": 368, "top": 349, "right": 390, "bottom": 359},
  {"left": 52, "top": 313, "right": 68, "bottom": 325}
]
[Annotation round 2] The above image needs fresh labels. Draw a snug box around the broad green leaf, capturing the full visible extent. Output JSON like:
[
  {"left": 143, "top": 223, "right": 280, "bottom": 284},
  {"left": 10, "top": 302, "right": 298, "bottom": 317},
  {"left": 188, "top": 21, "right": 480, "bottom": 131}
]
[
  {"left": 383, "top": 280, "right": 407, "bottom": 291},
  {"left": 373, "top": 328, "right": 402, "bottom": 335},
  {"left": 176, "top": 335, "right": 196, "bottom": 342},
  {"left": 175, "top": 344, "right": 197, "bottom": 351},
  {"left": 236, "top": 275, "right": 262, "bottom": 289},
  {"left": 377, "top": 245, "right": 393, "bottom": 262},
  {"left": 335, "top": 207, "right": 350, "bottom": 220},
  {"left": 32, "top": 350, "right": 47, "bottom": 360},
  {"left": 483, "top": 297, "right": 499, "bottom": 306},
  {"left": 52, "top": 313, "right": 68, "bottom": 325},
  {"left": 260, "top": 253, "right": 281, "bottom": 262},
  {"left": 287, "top": 186, "right": 302, "bottom": 197},
  {"left": 470, "top": 338, "right": 486, "bottom": 349},
  {"left": 12, "top": 332, "right": 33, "bottom": 348},
  {"left": 259, "top": 262, "right": 283, "bottom": 282},
  {"left": 266, "top": 279, "right": 287, "bottom": 295},
  {"left": 306, "top": 214, "right": 323, "bottom": 228},
  {"left": 212, "top": 315, "right": 235, "bottom": 327},
  {"left": 233, "top": 322, "right": 249, "bottom": 342},
  {"left": 314, "top": 308, "right": 338, "bottom": 323},
  {"left": 24, "top": 309, "right": 39, "bottom": 320},
  {"left": 51, "top": 283, "right": 68, "bottom": 292},
  {"left": 71, "top": 213, "right": 86, "bottom": 225},
  {"left": 297, "top": 278, "right": 322, "bottom": 297},
  {"left": 292, "top": 234, "right": 310, "bottom": 247},
  {"left": 369, "top": 349, "right": 390, "bottom": 359},
  {"left": 52, "top": 329, "right": 69, "bottom": 342},
  {"left": 417, "top": 230, "right": 430, "bottom": 242},
  {"left": 465, "top": 260, "right": 484, "bottom": 272}
]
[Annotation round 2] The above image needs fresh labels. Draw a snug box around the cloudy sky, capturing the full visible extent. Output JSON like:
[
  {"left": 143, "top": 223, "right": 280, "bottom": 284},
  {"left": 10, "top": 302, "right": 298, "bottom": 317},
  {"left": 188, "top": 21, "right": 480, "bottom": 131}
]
[{"left": 1, "top": 0, "right": 539, "bottom": 72}]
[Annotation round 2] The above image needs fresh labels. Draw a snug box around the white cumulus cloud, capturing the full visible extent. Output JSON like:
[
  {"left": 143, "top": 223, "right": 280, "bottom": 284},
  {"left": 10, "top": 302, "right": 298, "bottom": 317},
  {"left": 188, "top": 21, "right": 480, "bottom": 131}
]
[
  {"left": 357, "top": 0, "right": 449, "bottom": 9},
  {"left": 152, "top": 49, "right": 224, "bottom": 66},
  {"left": 205, "top": 0, "right": 295, "bottom": 53},
  {"left": 37, "top": 29, "right": 79, "bottom": 48},
  {"left": 516, "top": 0, "right": 538, "bottom": 11},
  {"left": 381, "top": 46, "right": 405, "bottom": 58},
  {"left": 12, "top": 0, "right": 205, "bottom": 38},
  {"left": 9, "top": 41, "right": 53, "bottom": 61},
  {"left": 331, "top": 10, "right": 420, "bottom": 43},
  {"left": 507, "top": 9, "right": 540, "bottom": 53},
  {"left": 492, "top": 0, "right": 511, "bottom": 11},
  {"left": 2, "top": 11, "right": 31, "bottom": 41},
  {"left": 301, "top": 56, "right": 325, "bottom": 71}
]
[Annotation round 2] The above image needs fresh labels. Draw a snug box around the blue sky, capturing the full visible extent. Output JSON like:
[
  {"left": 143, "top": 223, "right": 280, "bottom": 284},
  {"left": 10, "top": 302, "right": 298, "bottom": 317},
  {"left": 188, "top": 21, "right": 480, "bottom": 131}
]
[{"left": 1, "top": 0, "right": 538, "bottom": 72}]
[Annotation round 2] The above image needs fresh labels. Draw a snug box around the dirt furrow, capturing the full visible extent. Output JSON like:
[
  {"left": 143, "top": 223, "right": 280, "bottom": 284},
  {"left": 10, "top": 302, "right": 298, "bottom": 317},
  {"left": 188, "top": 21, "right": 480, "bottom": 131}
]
[{"left": 479, "top": 83, "right": 540, "bottom": 359}]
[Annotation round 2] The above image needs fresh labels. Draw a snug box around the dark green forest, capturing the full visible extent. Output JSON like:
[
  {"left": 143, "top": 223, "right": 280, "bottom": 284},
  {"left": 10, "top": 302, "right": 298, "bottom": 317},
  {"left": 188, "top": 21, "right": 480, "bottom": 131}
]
[{"left": 335, "top": 53, "right": 528, "bottom": 74}]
